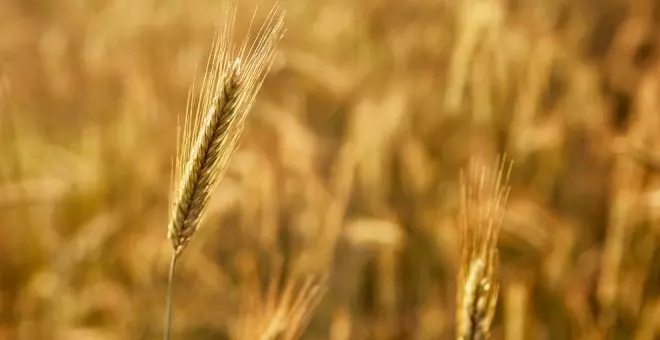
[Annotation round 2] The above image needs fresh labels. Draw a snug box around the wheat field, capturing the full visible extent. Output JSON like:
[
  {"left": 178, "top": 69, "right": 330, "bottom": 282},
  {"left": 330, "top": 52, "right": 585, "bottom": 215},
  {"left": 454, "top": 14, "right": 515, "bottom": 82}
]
[{"left": 1, "top": 0, "right": 659, "bottom": 339}]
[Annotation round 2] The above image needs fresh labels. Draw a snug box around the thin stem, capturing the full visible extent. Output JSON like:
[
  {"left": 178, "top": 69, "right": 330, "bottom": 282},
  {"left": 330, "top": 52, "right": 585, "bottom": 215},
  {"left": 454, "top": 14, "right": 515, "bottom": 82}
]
[{"left": 164, "top": 252, "right": 178, "bottom": 340}]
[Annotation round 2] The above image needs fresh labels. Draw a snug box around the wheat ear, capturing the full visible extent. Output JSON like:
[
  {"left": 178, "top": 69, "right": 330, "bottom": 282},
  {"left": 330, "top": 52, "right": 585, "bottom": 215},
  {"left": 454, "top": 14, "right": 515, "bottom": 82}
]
[
  {"left": 163, "top": 4, "right": 285, "bottom": 340},
  {"left": 238, "top": 261, "right": 327, "bottom": 340},
  {"left": 456, "top": 155, "right": 512, "bottom": 340}
]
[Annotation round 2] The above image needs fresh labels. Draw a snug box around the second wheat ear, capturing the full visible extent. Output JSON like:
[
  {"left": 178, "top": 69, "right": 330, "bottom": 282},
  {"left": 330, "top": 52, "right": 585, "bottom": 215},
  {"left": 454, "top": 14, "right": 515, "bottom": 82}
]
[
  {"left": 456, "top": 156, "right": 512, "bottom": 340},
  {"left": 163, "top": 4, "right": 285, "bottom": 340}
]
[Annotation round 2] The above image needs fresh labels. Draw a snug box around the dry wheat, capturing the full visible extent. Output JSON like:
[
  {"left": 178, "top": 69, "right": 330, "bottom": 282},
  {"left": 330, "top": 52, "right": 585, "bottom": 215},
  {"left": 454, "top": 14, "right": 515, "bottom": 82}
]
[
  {"left": 456, "top": 155, "right": 512, "bottom": 340},
  {"left": 236, "top": 260, "right": 326, "bottom": 340},
  {"left": 163, "top": 3, "right": 285, "bottom": 339},
  {"left": 168, "top": 4, "right": 285, "bottom": 255}
]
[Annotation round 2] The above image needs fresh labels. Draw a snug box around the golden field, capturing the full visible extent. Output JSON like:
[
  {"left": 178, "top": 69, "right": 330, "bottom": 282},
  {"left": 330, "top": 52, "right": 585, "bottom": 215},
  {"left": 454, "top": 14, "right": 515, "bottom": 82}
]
[{"left": 0, "top": 0, "right": 659, "bottom": 339}]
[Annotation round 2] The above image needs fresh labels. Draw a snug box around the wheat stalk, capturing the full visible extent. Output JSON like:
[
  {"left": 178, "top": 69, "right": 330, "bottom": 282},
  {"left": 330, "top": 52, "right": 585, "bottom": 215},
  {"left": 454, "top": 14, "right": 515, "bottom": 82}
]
[
  {"left": 456, "top": 155, "right": 512, "bottom": 340},
  {"left": 163, "top": 3, "right": 285, "bottom": 339}
]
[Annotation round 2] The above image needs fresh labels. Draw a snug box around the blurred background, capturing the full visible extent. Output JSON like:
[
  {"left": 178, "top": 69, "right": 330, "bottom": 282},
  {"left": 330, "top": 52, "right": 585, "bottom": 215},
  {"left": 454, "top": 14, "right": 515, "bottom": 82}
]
[{"left": 1, "top": 0, "right": 660, "bottom": 339}]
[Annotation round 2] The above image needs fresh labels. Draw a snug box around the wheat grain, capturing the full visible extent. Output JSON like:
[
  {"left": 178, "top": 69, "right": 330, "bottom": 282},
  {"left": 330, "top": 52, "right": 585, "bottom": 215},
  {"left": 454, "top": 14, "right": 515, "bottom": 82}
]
[
  {"left": 163, "top": 3, "right": 285, "bottom": 339},
  {"left": 168, "top": 3, "right": 285, "bottom": 255},
  {"left": 456, "top": 155, "right": 512, "bottom": 340},
  {"left": 237, "top": 260, "right": 326, "bottom": 340}
]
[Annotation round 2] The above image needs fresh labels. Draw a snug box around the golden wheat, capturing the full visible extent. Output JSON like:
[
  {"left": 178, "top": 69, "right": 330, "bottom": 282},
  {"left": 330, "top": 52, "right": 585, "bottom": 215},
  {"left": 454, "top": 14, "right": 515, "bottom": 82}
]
[
  {"left": 168, "top": 4, "right": 285, "bottom": 256},
  {"left": 241, "top": 274, "right": 326, "bottom": 340},
  {"left": 164, "top": 3, "right": 285, "bottom": 339},
  {"left": 456, "top": 156, "right": 512, "bottom": 340}
]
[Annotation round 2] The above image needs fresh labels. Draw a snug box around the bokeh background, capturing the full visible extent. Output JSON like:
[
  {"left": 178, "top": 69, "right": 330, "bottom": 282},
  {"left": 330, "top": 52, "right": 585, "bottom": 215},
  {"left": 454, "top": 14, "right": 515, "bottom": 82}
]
[{"left": 1, "top": 0, "right": 660, "bottom": 339}]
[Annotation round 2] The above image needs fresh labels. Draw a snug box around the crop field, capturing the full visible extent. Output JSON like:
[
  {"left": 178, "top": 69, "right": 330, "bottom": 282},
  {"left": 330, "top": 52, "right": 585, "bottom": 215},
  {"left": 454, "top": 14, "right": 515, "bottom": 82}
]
[{"left": 0, "top": 0, "right": 659, "bottom": 339}]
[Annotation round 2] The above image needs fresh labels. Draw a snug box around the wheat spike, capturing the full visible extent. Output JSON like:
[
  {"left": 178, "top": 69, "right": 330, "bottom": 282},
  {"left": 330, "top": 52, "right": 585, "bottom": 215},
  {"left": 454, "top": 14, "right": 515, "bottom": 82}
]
[
  {"left": 456, "top": 155, "right": 512, "bottom": 340},
  {"left": 237, "top": 260, "right": 327, "bottom": 340},
  {"left": 168, "top": 4, "right": 285, "bottom": 255},
  {"left": 163, "top": 3, "right": 285, "bottom": 339}
]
